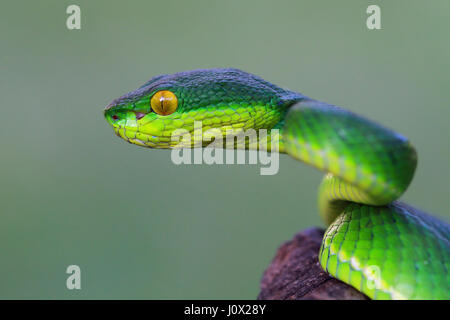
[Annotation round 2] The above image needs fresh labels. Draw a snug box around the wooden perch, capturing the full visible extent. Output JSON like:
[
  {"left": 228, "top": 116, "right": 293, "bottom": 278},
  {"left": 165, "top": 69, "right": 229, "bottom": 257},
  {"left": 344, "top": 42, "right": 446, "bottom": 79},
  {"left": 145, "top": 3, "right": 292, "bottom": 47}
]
[{"left": 258, "top": 227, "right": 369, "bottom": 300}]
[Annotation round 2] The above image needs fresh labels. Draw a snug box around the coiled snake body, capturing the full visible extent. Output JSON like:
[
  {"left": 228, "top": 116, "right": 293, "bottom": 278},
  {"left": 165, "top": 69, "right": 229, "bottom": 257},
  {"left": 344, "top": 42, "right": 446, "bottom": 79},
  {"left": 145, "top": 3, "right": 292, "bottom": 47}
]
[{"left": 104, "top": 68, "right": 449, "bottom": 299}]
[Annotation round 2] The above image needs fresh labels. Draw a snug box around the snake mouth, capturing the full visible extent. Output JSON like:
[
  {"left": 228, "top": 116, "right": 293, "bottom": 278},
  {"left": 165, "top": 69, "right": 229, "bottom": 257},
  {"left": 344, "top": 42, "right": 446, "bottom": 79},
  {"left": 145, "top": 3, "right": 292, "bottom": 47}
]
[
  {"left": 104, "top": 107, "right": 173, "bottom": 148},
  {"left": 112, "top": 126, "right": 178, "bottom": 149}
]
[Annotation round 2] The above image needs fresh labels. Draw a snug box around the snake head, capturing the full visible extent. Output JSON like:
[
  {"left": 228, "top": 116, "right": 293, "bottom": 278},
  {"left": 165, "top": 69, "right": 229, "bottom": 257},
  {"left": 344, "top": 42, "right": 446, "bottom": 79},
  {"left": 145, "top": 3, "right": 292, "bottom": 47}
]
[{"left": 104, "top": 68, "right": 302, "bottom": 148}]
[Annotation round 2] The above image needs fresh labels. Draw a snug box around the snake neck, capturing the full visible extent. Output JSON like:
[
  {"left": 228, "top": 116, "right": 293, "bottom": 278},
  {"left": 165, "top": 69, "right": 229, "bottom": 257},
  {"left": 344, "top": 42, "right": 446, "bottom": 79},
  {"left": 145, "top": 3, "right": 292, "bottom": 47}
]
[{"left": 280, "top": 99, "right": 417, "bottom": 225}]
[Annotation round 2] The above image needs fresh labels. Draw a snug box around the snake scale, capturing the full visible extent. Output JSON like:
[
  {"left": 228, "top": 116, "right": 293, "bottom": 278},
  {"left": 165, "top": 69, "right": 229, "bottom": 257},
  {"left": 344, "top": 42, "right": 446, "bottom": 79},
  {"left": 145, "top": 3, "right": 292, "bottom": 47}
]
[{"left": 104, "top": 68, "right": 449, "bottom": 300}]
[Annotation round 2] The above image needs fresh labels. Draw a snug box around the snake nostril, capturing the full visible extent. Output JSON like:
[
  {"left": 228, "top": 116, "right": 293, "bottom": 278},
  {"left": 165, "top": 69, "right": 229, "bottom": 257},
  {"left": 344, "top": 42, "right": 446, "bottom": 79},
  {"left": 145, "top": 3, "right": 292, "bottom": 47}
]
[{"left": 112, "top": 115, "right": 119, "bottom": 121}]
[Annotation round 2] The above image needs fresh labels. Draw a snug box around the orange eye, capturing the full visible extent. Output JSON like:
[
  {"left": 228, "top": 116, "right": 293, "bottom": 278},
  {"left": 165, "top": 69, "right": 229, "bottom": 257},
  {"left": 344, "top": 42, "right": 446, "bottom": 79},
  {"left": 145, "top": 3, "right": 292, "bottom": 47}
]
[{"left": 150, "top": 90, "right": 178, "bottom": 116}]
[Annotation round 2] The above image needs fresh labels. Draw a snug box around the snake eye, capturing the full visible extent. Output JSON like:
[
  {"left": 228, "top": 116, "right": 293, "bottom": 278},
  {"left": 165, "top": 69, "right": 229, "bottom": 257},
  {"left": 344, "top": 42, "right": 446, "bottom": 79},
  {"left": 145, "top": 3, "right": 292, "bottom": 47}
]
[
  {"left": 150, "top": 90, "right": 178, "bottom": 116},
  {"left": 112, "top": 115, "right": 119, "bottom": 121}
]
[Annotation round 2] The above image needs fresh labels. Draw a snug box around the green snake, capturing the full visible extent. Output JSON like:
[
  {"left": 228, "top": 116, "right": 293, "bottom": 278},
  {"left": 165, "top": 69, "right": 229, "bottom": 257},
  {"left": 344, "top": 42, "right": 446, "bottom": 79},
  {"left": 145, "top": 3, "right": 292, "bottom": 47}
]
[{"left": 104, "top": 68, "right": 449, "bottom": 300}]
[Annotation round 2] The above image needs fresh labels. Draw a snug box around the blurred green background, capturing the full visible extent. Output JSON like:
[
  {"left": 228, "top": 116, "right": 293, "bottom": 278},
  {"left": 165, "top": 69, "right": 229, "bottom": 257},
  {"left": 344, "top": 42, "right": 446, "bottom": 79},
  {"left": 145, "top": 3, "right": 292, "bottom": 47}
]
[{"left": 0, "top": 0, "right": 449, "bottom": 299}]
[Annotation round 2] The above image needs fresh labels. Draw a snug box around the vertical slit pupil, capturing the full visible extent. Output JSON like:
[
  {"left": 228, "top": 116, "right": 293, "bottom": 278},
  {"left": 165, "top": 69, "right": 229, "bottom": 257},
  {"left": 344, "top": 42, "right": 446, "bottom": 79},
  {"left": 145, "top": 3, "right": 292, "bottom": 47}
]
[{"left": 160, "top": 96, "right": 165, "bottom": 112}]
